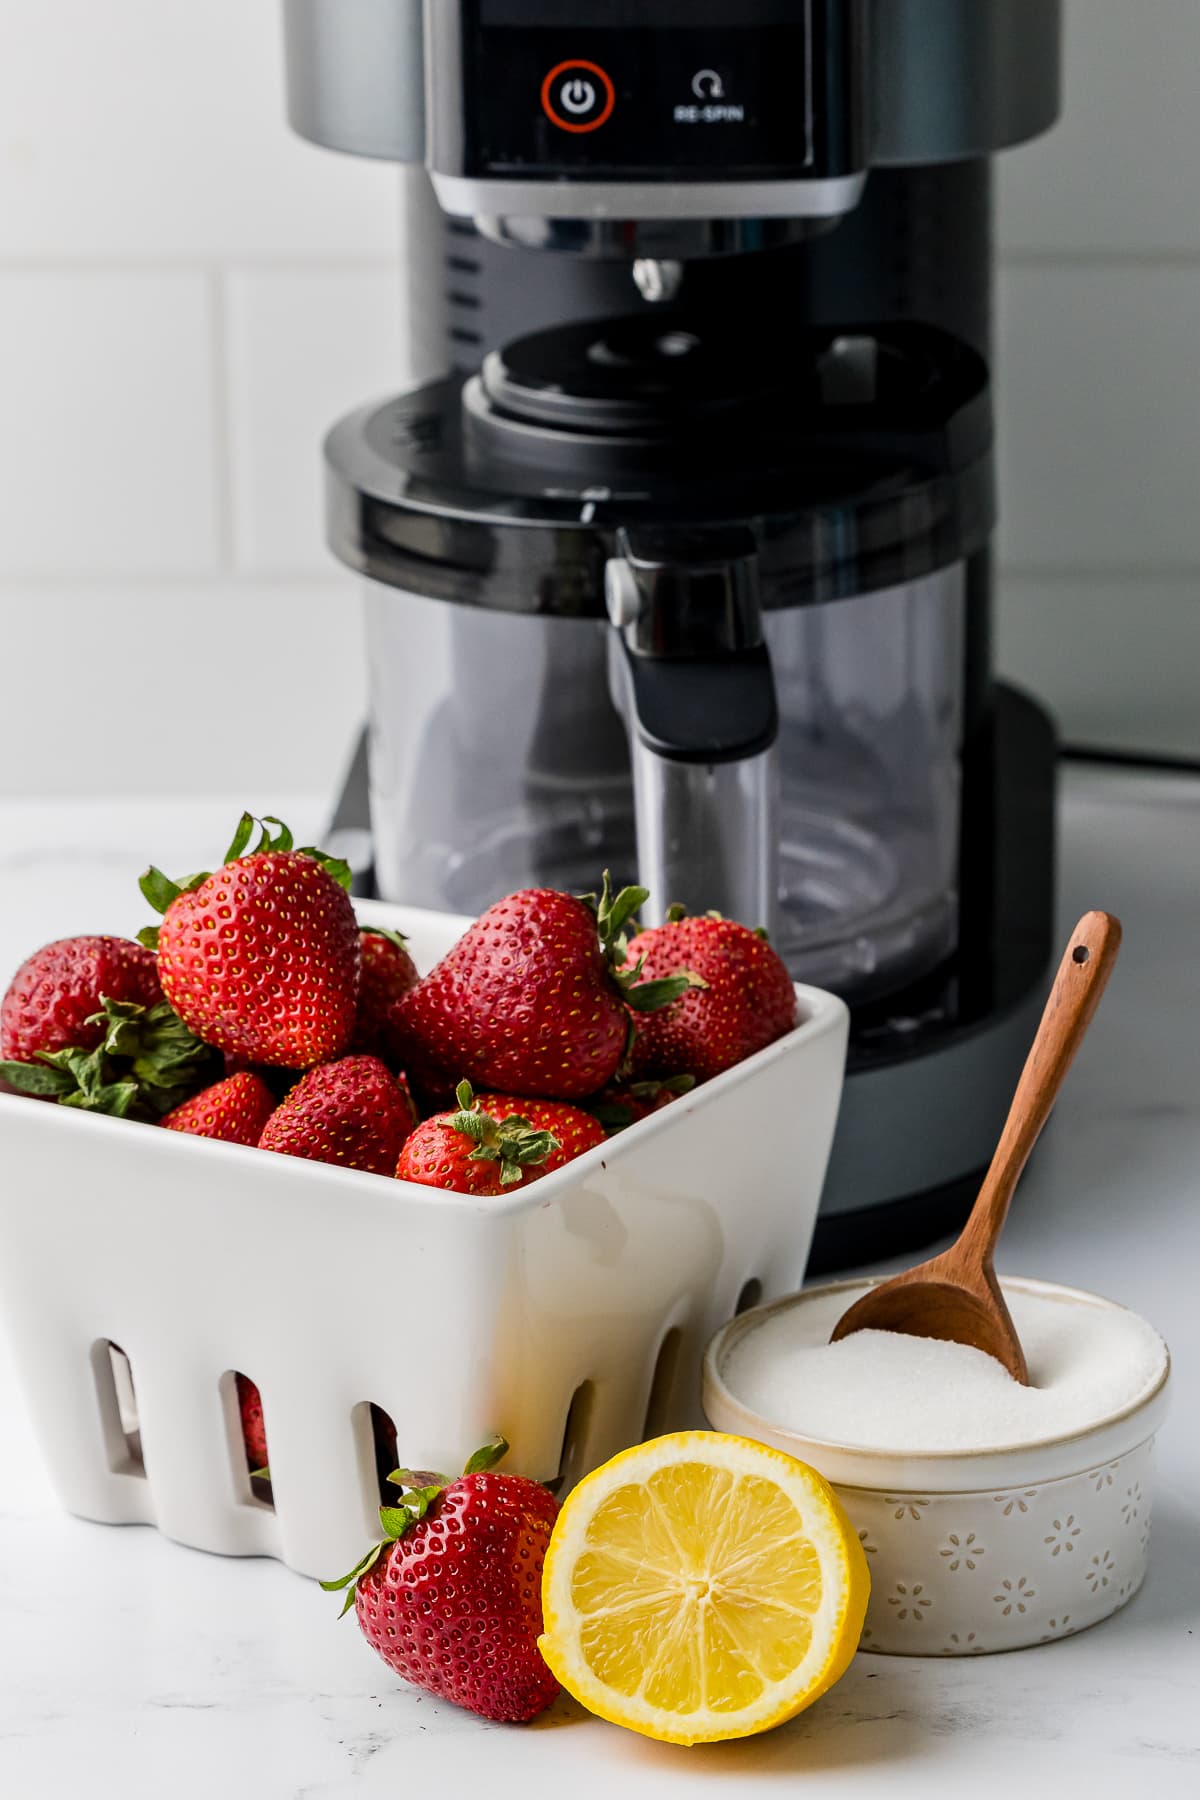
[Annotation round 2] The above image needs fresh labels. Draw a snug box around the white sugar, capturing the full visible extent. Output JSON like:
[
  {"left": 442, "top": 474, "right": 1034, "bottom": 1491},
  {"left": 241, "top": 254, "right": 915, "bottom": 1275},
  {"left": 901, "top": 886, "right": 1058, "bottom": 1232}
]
[{"left": 722, "top": 1283, "right": 1167, "bottom": 1453}]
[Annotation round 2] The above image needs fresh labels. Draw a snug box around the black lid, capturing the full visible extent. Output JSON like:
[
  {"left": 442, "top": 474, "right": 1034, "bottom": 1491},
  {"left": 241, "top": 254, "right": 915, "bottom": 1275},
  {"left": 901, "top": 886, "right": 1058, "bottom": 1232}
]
[{"left": 325, "top": 318, "right": 993, "bottom": 615}]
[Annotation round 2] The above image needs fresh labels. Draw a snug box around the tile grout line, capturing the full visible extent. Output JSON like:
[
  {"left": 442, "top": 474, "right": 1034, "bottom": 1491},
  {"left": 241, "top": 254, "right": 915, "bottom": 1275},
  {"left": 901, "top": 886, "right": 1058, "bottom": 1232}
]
[{"left": 206, "top": 268, "right": 237, "bottom": 575}]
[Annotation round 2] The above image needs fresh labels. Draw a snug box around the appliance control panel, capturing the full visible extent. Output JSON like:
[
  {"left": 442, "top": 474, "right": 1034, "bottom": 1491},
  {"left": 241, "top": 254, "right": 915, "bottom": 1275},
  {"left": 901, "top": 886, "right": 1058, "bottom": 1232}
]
[{"left": 440, "top": 0, "right": 865, "bottom": 183}]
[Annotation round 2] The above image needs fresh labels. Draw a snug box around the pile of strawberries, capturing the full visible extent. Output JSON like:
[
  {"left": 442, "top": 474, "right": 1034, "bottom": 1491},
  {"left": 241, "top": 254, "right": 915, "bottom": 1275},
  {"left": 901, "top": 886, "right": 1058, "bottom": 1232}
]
[{"left": 0, "top": 811, "right": 797, "bottom": 1193}]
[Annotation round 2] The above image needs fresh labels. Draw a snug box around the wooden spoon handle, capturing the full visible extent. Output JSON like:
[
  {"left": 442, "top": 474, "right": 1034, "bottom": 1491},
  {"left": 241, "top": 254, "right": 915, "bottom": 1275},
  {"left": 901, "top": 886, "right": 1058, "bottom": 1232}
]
[{"left": 956, "top": 911, "right": 1122, "bottom": 1273}]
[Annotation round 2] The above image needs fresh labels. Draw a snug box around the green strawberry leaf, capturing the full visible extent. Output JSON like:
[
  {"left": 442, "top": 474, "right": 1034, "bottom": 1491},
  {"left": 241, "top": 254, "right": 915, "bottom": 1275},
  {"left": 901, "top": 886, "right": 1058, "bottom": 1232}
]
[
  {"left": 139, "top": 866, "right": 208, "bottom": 916},
  {"left": 261, "top": 816, "right": 294, "bottom": 854},
  {"left": 621, "top": 971, "right": 708, "bottom": 1013},
  {"left": 378, "top": 1505, "right": 415, "bottom": 1539},
  {"left": 584, "top": 869, "right": 651, "bottom": 963},
  {"left": 597, "top": 870, "right": 650, "bottom": 947},
  {"left": 9, "top": 1000, "right": 218, "bottom": 1122},
  {"left": 451, "top": 1108, "right": 493, "bottom": 1145},
  {"left": 0, "top": 1059, "right": 78, "bottom": 1098},
  {"left": 138, "top": 865, "right": 184, "bottom": 916},
  {"left": 321, "top": 1540, "right": 386, "bottom": 1616},
  {"left": 89, "top": 999, "right": 219, "bottom": 1116},
  {"left": 665, "top": 903, "right": 688, "bottom": 924},
  {"left": 386, "top": 1466, "right": 449, "bottom": 1492},
  {"left": 61, "top": 1078, "right": 139, "bottom": 1118},
  {"left": 136, "top": 925, "right": 161, "bottom": 951},
  {"left": 463, "top": 1437, "right": 509, "bottom": 1476},
  {"left": 653, "top": 1073, "right": 697, "bottom": 1097},
  {"left": 223, "top": 812, "right": 257, "bottom": 864},
  {"left": 319, "top": 1544, "right": 380, "bottom": 1593},
  {"left": 298, "top": 848, "right": 353, "bottom": 891}
]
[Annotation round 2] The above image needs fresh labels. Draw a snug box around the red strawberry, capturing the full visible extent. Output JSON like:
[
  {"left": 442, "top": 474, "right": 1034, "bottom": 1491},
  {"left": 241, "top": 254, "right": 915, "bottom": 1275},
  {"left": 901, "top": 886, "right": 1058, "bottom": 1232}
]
[
  {"left": 141, "top": 813, "right": 360, "bottom": 1070},
  {"left": 236, "top": 1373, "right": 269, "bottom": 1474},
  {"left": 258, "top": 1055, "right": 417, "bottom": 1175},
  {"left": 1, "top": 936, "right": 161, "bottom": 1064},
  {"left": 323, "top": 1439, "right": 559, "bottom": 1724},
  {"left": 390, "top": 874, "right": 696, "bottom": 1101},
  {"left": 624, "top": 910, "right": 797, "bottom": 1082},
  {"left": 396, "top": 1081, "right": 604, "bottom": 1195},
  {"left": 348, "top": 928, "right": 419, "bottom": 1066},
  {"left": 161, "top": 1071, "right": 276, "bottom": 1145}
]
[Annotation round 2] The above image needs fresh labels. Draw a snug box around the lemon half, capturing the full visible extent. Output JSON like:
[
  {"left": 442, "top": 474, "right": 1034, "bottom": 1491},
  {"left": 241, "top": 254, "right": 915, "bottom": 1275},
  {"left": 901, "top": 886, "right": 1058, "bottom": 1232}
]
[{"left": 539, "top": 1430, "right": 869, "bottom": 1746}]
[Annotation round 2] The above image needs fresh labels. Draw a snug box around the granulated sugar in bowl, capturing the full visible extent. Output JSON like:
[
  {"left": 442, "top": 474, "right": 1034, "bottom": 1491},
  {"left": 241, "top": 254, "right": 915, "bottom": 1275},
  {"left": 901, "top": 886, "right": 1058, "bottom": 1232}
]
[{"left": 703, "top": 1278, "right": 1170, "bottom": 1655}]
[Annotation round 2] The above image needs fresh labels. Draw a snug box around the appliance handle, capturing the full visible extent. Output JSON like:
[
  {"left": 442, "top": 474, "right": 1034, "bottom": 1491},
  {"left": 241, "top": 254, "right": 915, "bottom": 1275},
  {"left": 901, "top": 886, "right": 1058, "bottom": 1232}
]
[{"left": 605, "top": 524, "right": 779, "bottom": 762}]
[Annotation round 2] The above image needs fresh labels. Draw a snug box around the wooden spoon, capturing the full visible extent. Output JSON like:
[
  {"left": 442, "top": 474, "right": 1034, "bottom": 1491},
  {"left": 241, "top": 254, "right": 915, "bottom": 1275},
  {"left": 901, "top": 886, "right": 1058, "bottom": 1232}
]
[{"left": 829, "top": 910, "right": 1123, "bottom": 1382}]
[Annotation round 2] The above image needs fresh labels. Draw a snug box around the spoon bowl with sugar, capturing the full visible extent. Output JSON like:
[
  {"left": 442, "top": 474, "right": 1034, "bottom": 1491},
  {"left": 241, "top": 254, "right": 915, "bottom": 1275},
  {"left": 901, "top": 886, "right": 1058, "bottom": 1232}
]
[{"left": 830, "top": 910, "right": 1122, "bottom": 1382}]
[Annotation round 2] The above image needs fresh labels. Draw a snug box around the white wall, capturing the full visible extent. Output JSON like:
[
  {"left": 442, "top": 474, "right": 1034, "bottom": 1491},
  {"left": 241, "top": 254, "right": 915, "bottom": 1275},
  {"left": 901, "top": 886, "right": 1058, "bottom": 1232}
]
[
  {"left": 0, "top": 0, "right": 1197, "bottom": 802},
  {"left": 994, "top": 0, "right": 1200, "bottom": 758}
]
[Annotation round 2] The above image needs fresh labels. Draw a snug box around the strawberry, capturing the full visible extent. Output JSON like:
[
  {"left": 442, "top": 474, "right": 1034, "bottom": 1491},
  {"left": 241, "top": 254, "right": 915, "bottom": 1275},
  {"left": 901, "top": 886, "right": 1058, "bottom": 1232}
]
[
  {"left": 161, "top": 1071, "right": 276, "bottom": 1145},
  {"left": 323, "top": 1438, "right": 559, "bottom": 1724},
  {"left": 584, "top": 1073, "right": 696, "bottom": 1133},
  {"left": 396, "top": 1081, "right": 604, "bottom": 1195},
  {"left": 624, "top": 909, "right": 797, "bottom": 1082},
  {"left": 348, "top": 927, "right": 419, "bottom": 1066},
  {"left": 139, "top": 813, "right": 360, "bottom": 1069},
  {"left": 258, "top": 1054, "right": 417, "bottom": 1175},
  {"left": 236, "top": 1373, "right": 269, "bottom": 1475},
  {"left": 390, "top": 874, "right": 696, "bottom": 1102},
  {"left": 1, "top": 936, "right": 161, "bottom": 1063}
]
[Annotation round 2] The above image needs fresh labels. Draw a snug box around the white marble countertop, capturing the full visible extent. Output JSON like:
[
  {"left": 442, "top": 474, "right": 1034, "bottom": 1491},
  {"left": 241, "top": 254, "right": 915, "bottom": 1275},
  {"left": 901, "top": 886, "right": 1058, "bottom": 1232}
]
[{"left": 0, "top": 770, "right": 1197, "bottom": 1797}]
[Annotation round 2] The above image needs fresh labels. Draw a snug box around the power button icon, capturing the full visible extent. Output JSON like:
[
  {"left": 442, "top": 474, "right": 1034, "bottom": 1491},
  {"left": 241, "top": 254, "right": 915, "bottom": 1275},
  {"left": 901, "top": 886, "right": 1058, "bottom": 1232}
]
[{"left": 541, "top": 60, "right": 616, "bottom": 133}]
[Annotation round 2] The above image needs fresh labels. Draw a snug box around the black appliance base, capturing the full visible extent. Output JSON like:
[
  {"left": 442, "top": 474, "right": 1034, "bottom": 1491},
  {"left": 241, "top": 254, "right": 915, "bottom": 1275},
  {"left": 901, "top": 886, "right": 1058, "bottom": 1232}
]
[{"left": 807, "top": 1164, "right": 989, "bottom": 1277}]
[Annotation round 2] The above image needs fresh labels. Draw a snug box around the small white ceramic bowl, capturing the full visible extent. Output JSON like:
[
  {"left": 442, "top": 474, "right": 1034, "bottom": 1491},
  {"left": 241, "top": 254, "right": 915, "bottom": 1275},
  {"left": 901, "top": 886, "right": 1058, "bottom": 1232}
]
[{"left": 703, "top": 1277, "right": 1171, "bottom": 1655}]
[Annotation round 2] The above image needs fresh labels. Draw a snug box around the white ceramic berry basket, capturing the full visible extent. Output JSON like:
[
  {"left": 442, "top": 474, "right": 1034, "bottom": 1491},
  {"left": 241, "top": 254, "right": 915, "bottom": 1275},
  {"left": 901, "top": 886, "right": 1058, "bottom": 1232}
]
[
  {"left": 703, "top": 1278, "right": 1171, "bottom": 1655},
  {"left": 0, "top": 899, "right": 848, "bottom": 1581}
]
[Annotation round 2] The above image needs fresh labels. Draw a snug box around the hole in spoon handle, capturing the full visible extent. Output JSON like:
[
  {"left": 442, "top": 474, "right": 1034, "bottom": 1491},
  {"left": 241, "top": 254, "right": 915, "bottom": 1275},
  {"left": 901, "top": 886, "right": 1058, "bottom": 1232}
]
[{"left": 1072, "top": 945, "right": 1090, "bottom": 964}]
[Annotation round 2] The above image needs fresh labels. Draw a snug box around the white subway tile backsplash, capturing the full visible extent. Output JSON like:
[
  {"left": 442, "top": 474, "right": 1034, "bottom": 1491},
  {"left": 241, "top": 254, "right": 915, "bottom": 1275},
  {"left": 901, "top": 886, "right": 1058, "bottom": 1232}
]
[
  {"left": 996, "top": 264, "right": 1200, "bottom": 572},
  {"left": 225, "top": 269, "right": 409, "bottom": 574},
  {"left": 0, "top": 0, "right": 1193, "bottom": 784},
  {"left": 0, "top": 0, "right": 397, "bottom": 260},
  {"left": 997, "top": 575, "right": 1200, "bottom": 759},
  {"left": 0, "top": 585, "right": 366, "bottom": 798},
  {"left": 0, "top": 271, "right": 220, "bottom": 574},
  {"left": 998, "top": 0, "right": 1200, "bottom": 256}
]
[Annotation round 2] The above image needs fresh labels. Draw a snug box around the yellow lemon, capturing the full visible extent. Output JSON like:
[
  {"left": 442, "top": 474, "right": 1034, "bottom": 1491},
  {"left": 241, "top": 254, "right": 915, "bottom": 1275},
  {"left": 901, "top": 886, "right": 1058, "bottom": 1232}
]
[{"left": 539, "top": 1430, "right": 869, "bottom": 1746}]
